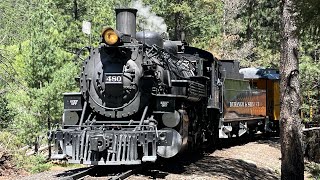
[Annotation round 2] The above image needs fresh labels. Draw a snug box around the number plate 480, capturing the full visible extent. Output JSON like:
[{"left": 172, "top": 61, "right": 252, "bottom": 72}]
[{"left": 104, "top": 73, "right": 123, "bottom": 84}]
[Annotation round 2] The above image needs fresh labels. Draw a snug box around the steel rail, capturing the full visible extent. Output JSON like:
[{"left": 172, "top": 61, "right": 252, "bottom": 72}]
[
  {"left": 61, "top": 166, "right": 96, "bottom": 180},
  {"left": 108, "top": 163, "right": 151, "bottom": 180},
  {"left": 109, "top": 169, "right": 135, "bottom": 180}
]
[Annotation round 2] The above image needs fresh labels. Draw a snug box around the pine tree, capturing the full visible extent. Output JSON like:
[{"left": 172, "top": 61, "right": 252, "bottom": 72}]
[{"left": 280, "top": 0, "right": 304, "bottom": 179}]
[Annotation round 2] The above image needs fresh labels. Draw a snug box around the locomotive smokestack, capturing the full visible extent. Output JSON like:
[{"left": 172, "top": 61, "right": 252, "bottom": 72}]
[{"left": 115, "top": 8, "right": 137, "bottom": 38}]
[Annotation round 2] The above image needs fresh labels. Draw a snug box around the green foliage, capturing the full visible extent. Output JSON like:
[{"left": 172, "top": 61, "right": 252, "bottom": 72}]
[
  {"left": 1, "top": 0, "right": 86, "bottom": 144},
  {"left": 241, "top": 0, "right": 281, "bottom": 49},
  {"left": 295, "top": 0, "right": 320, "bottom": 37},
  {"left": 299, "top": 45, "right": 320, "bottom": 121},
  {"left": 0, "top": 131, "right": 52, "bottom": 173},
  {"left": 222, "top": 0, "right": 281, "bottom": 66},
  {"left": 15, "top": 153, "right": 52, "bottom": 173},
  {"left": 306, "top": 162, "right": 320, "bottom": 179},
  {"left": 0, "top": 94, "right": 14, "bottom": 129},
  {"left": 143, "top": 0, "right": 223, "bottom": 49},
  {"left": 42, "top": 62, "right": 79, "bottom": 124},
  {"left": 0, "top": 131, "right": 22, "bottom": 150},
  {"left": 6, "top": 89, "right": 43, "bottom": 144},
  {"left": 0, "top": 0, "right": 30, "bottom": 45},
  {"left": 52, "top": 0, "right": 116, "bottom": 49},
  {"left": 5, "top": 62, "right": 78, "bottom": 144},
  {"left": 25, "top": 1, "right": 71, "bottom": 88},
  {"left": 0, "top": 131, "right": 63, "bottom": 174},
  {"left": 250, "top": 47, "right": 280, "bottom": 68}
]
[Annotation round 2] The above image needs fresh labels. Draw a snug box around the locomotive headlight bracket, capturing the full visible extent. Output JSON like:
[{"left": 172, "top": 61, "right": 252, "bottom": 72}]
[{"left": 102, "top": 27, "right": 119, "bottom": 45}]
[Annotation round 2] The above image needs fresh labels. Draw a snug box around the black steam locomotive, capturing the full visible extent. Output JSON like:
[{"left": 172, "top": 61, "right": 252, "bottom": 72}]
[{"left": 50, "top": 8, "right": 279, "bottom": 165}]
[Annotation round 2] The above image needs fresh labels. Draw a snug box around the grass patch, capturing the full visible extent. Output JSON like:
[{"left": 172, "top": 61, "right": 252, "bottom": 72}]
[
  {"left": 15, "top": 153, "right": 52, "bottom": 173},
  {"left": 0, "top": 131, "right": 85, "bottom": 174},
  {"left": 0, "top": 131, "right": 52, "bottom": 173}
]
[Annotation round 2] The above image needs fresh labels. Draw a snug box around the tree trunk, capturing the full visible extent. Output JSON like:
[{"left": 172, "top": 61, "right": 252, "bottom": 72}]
[
  {"left": 246, "top": 0, "right": 254, "bottom": 40},
  {"left": 174, "top": 0, "right": 182, "bottom": 40},
  {"left": 280, "top": 0, "right": 304, "bottom": 179},
  {"left": 73, "top": 0, "right": 78, "bottom": 20}
]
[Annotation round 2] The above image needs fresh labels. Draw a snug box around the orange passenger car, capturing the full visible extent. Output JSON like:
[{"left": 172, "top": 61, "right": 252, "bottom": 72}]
[
  {"left": 239, "top": 68, "right": 280, "bottom": 131},
  {"left": 219, "top": 60, "right": 280, "bottom": 138}
]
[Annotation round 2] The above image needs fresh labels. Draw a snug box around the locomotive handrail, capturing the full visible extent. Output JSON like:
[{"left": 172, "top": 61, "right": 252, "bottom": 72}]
[
  {"left": 134, "top": 106, "right": 149, "bottom": 131},
  {"left": 75, "top": 46, "right": 91, "bottom": 62},
  {"left": 78, "top": 101, "right": 87, "bottom": 128}
]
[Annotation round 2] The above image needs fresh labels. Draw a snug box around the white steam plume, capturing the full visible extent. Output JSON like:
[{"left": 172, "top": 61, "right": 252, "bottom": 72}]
[{"left": 131, "top": 0, "right": 167, "bottom": 33}]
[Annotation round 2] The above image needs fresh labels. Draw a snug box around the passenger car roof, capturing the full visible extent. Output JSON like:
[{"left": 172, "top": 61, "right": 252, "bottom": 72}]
[{"left": 239, "top": 68, "right": 279, "bottom": 80}]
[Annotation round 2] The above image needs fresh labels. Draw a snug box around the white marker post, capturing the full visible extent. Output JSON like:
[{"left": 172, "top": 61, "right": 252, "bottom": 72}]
[{"left": 82, "top": 21, "right": 92, "bottom": 46}]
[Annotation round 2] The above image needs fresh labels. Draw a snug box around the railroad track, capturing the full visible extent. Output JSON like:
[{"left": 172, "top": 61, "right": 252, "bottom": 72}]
[
  {"left": 60, "top": 163, "right": 151, "bottom": 180},
  {"left": 60, "top": 166, "right": 96, "bottom": 180},
  {"left": 108, "top": 168, "right": 141, "bottom": 180}
]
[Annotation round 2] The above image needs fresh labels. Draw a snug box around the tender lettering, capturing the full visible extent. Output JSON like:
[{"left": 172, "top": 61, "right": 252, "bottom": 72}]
[{"left": 229, "top": 101, "right": 260, "bottom": 107}]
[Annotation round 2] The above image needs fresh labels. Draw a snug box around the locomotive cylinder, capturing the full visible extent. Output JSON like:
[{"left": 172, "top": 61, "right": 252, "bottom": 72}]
[{"left": 115, "top": 8, "right": 137, "bottom": 38}]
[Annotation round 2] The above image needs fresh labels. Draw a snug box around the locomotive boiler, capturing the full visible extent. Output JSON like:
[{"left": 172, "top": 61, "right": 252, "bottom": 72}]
[{"left": 50, "top": 8, "right": 221, "bottom": 165}]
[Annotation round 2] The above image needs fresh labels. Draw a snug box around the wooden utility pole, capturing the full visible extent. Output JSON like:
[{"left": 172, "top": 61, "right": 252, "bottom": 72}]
[{"left": 280, "top": 0, "right": 304, "bottom": 179}]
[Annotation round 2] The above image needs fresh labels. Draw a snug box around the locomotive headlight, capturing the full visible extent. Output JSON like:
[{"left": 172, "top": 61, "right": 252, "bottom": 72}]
[{"left": 102, "top": 27, "right": 119, "bottom": 45}]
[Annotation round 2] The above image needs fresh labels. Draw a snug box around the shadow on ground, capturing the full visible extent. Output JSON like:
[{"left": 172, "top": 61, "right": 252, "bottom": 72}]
[
  {"left": 146, "top": 135, "right": 281, "bottom": 179},
  {"left": 149, "top": 155, "right": 279, "bottom": 180}
]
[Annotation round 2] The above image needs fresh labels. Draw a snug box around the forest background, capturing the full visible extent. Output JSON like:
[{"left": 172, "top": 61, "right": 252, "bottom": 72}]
[{"left": 0, "top": 0, "right": 320, "bottom": 173}]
